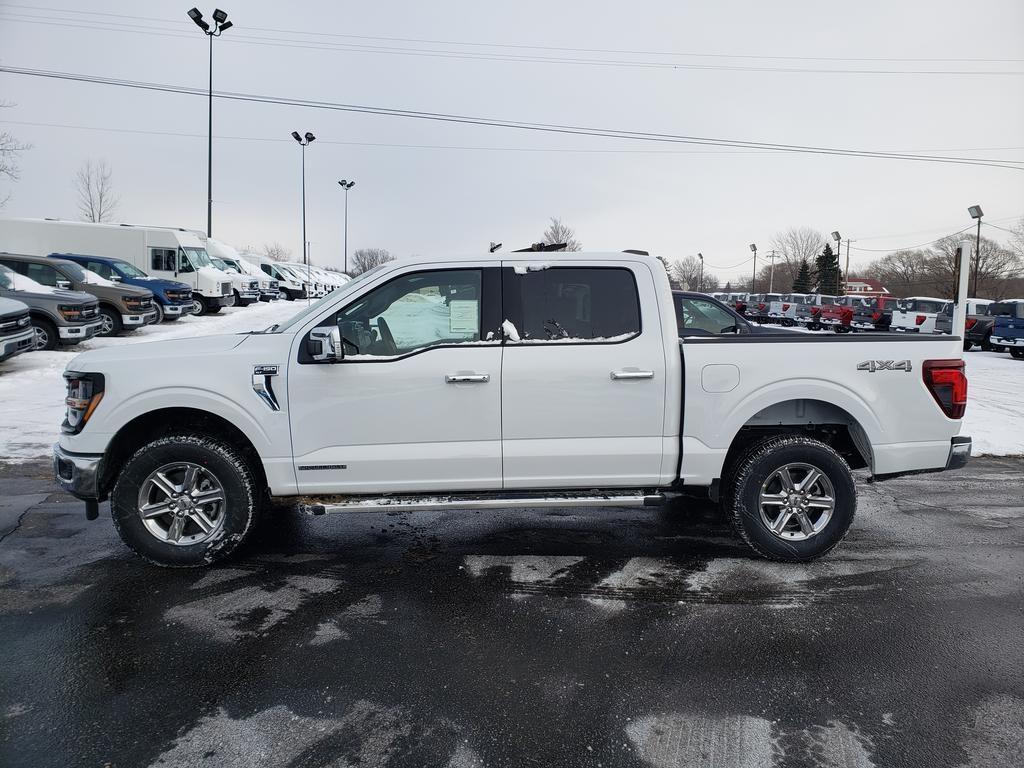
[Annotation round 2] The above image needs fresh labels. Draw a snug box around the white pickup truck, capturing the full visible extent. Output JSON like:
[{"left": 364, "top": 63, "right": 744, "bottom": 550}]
[
  {"left": 891, "top": 297, "right": 949, "bottom": 334},
  {"left": 53, "top": 252, "right": 971, "bottom": 567}
]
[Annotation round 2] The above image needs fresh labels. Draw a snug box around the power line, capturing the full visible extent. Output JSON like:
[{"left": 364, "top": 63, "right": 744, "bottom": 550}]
[
  {"left": 5, "top": 3, "right": 1024, "bottom": 66},
  {"left": 2, "top": 11, "right": 1024, "bottom": 76},
  {"left": 2, "top": 66, "right": 1023, "bottom": 173},
  {"left": 848, "top": 226, "right": 973, "bottom": 252},
  {"left": 983, "top": 221, "right": 1020, "bottom": 235}
]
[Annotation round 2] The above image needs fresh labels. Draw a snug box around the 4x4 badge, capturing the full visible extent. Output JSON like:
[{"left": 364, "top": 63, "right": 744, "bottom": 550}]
[{"left": 857, "top": 360, "right": 912, "bottom": 373}]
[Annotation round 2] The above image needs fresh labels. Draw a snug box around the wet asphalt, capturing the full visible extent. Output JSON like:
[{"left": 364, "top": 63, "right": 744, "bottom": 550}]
[{"left": 0, "top": 457, "right": 1022, "bottom": 768}]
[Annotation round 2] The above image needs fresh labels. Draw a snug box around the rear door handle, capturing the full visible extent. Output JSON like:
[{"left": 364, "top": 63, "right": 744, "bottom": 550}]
[
  {"left": 610, "top": 370, "right": 654, "bottom": 380},
  {"left": 445, "top": 373, "right": 490, "bottom": 383}
]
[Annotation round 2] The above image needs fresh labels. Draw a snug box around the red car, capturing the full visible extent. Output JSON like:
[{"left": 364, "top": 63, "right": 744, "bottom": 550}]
[{"left": 819, "top": 296, "right": 869, "bottom": 332}]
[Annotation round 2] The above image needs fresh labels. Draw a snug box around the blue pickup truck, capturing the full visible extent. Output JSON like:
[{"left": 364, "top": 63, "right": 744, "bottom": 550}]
[
  {"left": 51, "top": 253, "right": 194, "bottom": 323},
  {"left": 990, "top": 300, "right": 1024, "bottom": 359}
]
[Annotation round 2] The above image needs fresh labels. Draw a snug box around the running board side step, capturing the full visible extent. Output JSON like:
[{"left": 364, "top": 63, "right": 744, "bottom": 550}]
[{"left": 300, "top": 490, "right": 667, "bottom": 515}]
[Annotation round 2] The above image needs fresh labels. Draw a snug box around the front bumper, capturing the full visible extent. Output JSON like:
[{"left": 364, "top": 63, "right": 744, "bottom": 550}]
[
  {"left": 991, "top": 336, "right": 1024, "bottom": 347},
  {"left": 201, "top": 294, "right": 236, "bottom": 308},
  {"left": 259, "top": 289, "right": 279, "bottom": 301},
  {"left": 162, "top": 301, "right": 192, "bottom": 317},
  {"left": 53, "top": 442, "right": 104, "bottom": 501},
  {"left": 237, "top": 289, "right": 260, "bottom": 302},
  {"left": 0, "top": 326, "right": 35, "bottom": 361},
  {"left": 122, "top": 309, "right": 159, "bottom": 327},
  {"left": 58, "top": 319, "right": 104, "bottom": 343}
]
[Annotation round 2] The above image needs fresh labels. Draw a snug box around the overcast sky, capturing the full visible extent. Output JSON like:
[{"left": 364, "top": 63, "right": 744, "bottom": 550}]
[{"left": 1, "top": 0, "right": 1022, "bottom": 281}]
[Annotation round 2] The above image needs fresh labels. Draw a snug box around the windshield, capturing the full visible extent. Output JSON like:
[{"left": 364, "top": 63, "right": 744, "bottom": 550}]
[
  {"left": 271, "top": 265, "right": 389, "bottom": 334},
  {"left": 113, "top": 260, "right": 147, "bottom": 278},
  {"left": 181, "top": 247, "right": 213, "bottom": 269},
  {"left": 210, "top": 257, "right": 236, "bottom": 273}
]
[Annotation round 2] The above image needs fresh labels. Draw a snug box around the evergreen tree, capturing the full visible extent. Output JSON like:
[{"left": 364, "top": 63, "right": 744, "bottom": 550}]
[
  {"left": 724, "top": 281, "right": 732, "bottom": 292},
  {"left": 792, "top": 259, "right": 812, "bottom": 293},
  {"left": 814, "top": 243, "right": 841, "bottom": 294}
]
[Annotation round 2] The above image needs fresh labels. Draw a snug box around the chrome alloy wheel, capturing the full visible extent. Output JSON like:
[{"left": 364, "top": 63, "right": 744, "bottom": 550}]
[
  {"left": 758, "top": 462, "right": 835, "bottom": 541},
  {"left": 137, "top": 462, "right": 226, "bottom": 546},
  {"left": 33, "top": 325, "right": 49, "bottom": 350},
  {"left": 98, "top": 313, "right": 115, "bottom": 336}
]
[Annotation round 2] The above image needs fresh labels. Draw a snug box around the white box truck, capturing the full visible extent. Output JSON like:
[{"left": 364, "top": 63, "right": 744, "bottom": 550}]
[{"left": 0, "top": 218, "right": 235, "bottom": 315}]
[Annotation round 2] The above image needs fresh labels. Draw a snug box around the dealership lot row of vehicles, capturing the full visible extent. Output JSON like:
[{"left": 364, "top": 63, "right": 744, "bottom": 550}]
[
  {"left": 710, "top": 291, "right": 1024, "bottom": 359},
  {"left": 0, "top": 217, "right": 350, "bottom": 362}
]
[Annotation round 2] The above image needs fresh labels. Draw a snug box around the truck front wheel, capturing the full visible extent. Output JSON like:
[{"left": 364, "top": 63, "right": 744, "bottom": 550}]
[
  {"left": 724, "top": 435, "right": 855, "bottom": 562},
  {"left": 110, "top": 435, "right": 259, "bottom": 567}
]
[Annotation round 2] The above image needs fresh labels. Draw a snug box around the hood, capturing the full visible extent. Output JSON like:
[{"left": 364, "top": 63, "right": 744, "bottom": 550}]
[
  {"left": 0, "top": 296, "right": 30, "bottom": 316},
  {"left": 198, "top": 265, "right": 232, "bottom": 281},
  {"left": 67, "top": 333, "right": 250, "bottom": 370},
  {"left": 2, "top": 286, "right": 98, "bottom": 305},
  {"left": 124, "top": 277, "right": 192, "bottom": 292}
]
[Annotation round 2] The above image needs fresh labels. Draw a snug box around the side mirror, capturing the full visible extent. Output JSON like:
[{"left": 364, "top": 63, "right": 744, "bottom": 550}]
[
  {"left": 307, "top": 325, "right": 344, "bottom": 363},
  {"left": 110, "top": 275, "right": 122, "bottom": 283},
  {"left": 56, "top": 279, "right": 72, "bottom": 290}
]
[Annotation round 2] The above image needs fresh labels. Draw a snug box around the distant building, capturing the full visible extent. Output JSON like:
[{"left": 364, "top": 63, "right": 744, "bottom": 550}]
[{"left": 843, "top": 277, "right": 889, "bottom": 297}]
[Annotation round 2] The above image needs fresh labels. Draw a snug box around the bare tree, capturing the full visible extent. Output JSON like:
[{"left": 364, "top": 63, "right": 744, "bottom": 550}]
[
  {"left": 350, "top": 248, "right": 395, "bottom": 276},
  {"left": 542, "top": 217, "right": 582, "bottom": 251},
  {"left": 74, "top": 159, "right": 120, "bottom": 222},
  {"left": 769, "top": 227, "right": 827, "bottom": 290},
  {"left": 0, "top": 103, "right": 30, "bottom": 207},
  {"left": 928, "top": 234, "right": 1022, "bottom": 299},
  {"left": 260, "top": 242, "right": 292, "bottom": 261}
]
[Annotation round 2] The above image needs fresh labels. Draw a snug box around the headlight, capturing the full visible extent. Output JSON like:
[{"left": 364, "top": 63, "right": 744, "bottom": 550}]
[
  {"left": 58, "top": 304, "right": 83, "bottom": 321},
  {"left": 123, "top": 295, "right": 145, "bottom": 307},
  {"left": 62, "top": 372, "right": 105, "bottom": 434}
]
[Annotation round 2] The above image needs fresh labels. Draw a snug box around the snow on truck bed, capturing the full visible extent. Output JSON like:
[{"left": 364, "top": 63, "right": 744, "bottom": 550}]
[{"left": 0, "top": 302, "right": 1020, "bottom": 460}]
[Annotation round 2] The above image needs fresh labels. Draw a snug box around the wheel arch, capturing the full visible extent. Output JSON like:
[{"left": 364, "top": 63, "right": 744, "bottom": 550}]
[{"left": 98, "top": 407, "right": 268, "bottom": 499}]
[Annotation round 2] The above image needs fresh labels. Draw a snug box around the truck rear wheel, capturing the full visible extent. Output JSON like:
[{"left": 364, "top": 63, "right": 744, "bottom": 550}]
[
  {"left": 724, "top": 435, "right": 855, "bottom": 562},
  {"left": 110, "top": 435, "right": 259, "bottom": 567}
]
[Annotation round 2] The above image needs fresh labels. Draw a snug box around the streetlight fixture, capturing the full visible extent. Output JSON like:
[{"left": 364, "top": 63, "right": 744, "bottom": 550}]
[
  {"left": 697, "top": 252, "right": 704, "bottom": 293},
  {"left": 831, "top": 231, "right": 842, "bottom": 294},
  {"left": 187, "top": 7, "right": 232, "bottom": 238},
  {"left": 489, "top": 242, "right": 503, "bottom": 253},
  {"left": 292, "top": 131, "right": 316, "bottom": 302},
  {"left": 749, "top": 243, "right": 757, "bottom": 293},
  {"left": 968, "top": 205, "right": 983, "bottom": 297},
  {"left": 337, "top": 180, "right": 355, "bottom": 275}
]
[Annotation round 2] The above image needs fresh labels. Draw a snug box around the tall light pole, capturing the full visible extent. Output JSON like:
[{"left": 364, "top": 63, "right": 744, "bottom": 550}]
[
  {"left": 831, "top": 231, "right": 842, "bottom": 294},
  {"left": 292, "top": 131, "right": 315, "bottom": 301},
  {"left": 749, "top": 243, "right": 757, "bottom": 293},
  {"left": 968, "top": 205, "right": 983, "bottom": 297},
  {"left": 187, "top": 8, "right": 232, "bottom": 238},
  {"left": 697, "top": 252, "right": 704, "bottom": 293},
  {"left": 338, "top": 180, "right": 355, "bottom": 275}
]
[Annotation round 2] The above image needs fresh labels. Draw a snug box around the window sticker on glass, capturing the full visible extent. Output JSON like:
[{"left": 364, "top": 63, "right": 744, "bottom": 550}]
[{"left": 449, "top": 299, "right": 479, "bottom": 334}]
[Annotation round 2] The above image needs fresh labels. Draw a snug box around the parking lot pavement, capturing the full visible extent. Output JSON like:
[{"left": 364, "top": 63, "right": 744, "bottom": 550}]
[{"left": 1, "top": 458, "right": 1022, "bottom": 768}]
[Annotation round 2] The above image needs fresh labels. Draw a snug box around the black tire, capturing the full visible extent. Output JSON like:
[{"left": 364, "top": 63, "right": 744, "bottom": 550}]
[
  {"left": 31, "top": 317, "right": 58, "bottom": 351},
  {"left": 207, "top": 305, "right": 223, "bottom": 314},
  {"left": 98, "top": 306, "right": 123, "bottom": 337},
  {"left": 981, "top": 332, "right": 993, "bottom": 352},
  {"left": 963, "top": 340, "right": 974, "bottom": 352},
  {"left": 191, "top": 296, "right": 207, "bottom": 316},
  {"left": 110, "top": 434, "right": 259, "bottom": 567},
  {"left": 723, "top": 435, "right": 856, "bottom": 562},
  {"left": 153, "top": 302, "right": 165, "bottom": 324},
  {"left": 1011, "top": 348, "right": 1024, "bottom": 360}
]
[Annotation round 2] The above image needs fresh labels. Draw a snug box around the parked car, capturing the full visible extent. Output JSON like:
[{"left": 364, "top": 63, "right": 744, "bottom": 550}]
[
  {"left": 53, "top": 251, "right": 971, "bottom": 567},
  {"left": 819, "top": 296, "right": 870, "bottom": 333},
  {"left": 254, "top": 256, "right": 308, "bottom": 301},
  {"left": 0, "top": 253, "right": 157, "bottom": 337},
  {"left": 0, "top": 218, "right": 236, "bottom": 316},
  {"left": 0, "top": 262, "right": 102, "bottom": 350},
  {"left": 209, "top": 255, "right": 261, "bottom": 307},
  {"left": 49, "top": 253, "right": 193, "bottom": 323},
  {"left": 209, "top": 250, "right": 279, "bottom": 302},
  {"left": 0, "top": 295, "right": 34, "bottom": 363},
  {"left": 960, "top": 301, "right": 1024, "bottom": 351},
  {"left": 935, "top": 299, "right": 993, "bottom": 349},
  {"left": 767, "top": 294, "right": 805, "bottom": 326},
  {"left": 890, "top": 297, "right": 948, "bottom": 334},
  {"left": 990, "top": 301, "right": 1024, "bottom": 358},
  {"left": 851, "top": 296, "right": 900, "bottom": 332},
  {"left": 747, "top": 293, "right": 782, "bottom": 324},
  {"left": 794, "top": 294, "right": 837, "bottom": 329},
  {"left": 725, "top": 292, "right": 750, "bottom": 316}
]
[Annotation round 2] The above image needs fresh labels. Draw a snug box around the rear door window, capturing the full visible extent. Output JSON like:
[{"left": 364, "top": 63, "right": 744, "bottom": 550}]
[{"left": 510, "top": 267, "right": 640, "bottom": 342}]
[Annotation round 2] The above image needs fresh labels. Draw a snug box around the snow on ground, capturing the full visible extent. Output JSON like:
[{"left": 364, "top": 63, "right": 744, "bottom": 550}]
[
  {"left": 0, "top": 300, "right": 302, "bottom": 461},
  {"left": 1, "top": 307, "right": 1022, "bottom": 460}
]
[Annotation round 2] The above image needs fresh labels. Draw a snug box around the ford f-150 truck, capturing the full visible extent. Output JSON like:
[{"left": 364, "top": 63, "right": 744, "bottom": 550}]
[
  {"left": 0, "top": 262, "right": 103, "bottom": 349},
  {"left": 851, "top": 296, "right": 900, "bottom": 332},
  {"left": 991, "top": 301, "right": 1024, "bottom": 358},
  {"left": 0, "top": 295, "right": 34, "bottom": 363},
  {"left": 935, "top": 299, "right": 993, "bottom": 349},
  {"left": 52, "top": 252, "right": 971, "bottom": 567},
  {"left": 891, "top": 297, "right": 948, "bottom": 334}
]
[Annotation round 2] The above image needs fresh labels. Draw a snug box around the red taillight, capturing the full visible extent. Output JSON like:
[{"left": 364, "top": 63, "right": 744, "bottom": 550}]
[
  {"left": 966, "top": 318, "right": 977, "bottom": 330},
  {"left": 811, "top": 307, "right": 821, "bottom": 315},
  {"left": 782, "top": 303, "right": 790, "bottom": 311},
  {"left": 923, "top": 359, "right": 967, "bottom": 419},
  {"left": 872, "top": 311, "right": 882, "bottom": 321},
  {"left": 915, "top": 314, "right": 927, "bottom": 326},
  {"left": 758, "top": 303, "right": 766, "bottom": 311}
]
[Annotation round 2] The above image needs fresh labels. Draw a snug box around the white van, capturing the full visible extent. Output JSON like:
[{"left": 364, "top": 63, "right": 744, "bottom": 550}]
[
  {"left": 252, "top": 255, "right": 308, "bottom": 301},
  {"left": 202, "top": 237, "right": 263, "bottom": 306},
  {"left": 0, "top": 218, "right": 235, "bottom": 315}
]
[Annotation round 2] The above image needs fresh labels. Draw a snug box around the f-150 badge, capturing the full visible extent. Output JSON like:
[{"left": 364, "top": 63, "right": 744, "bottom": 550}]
[{"left": 857, "top": 360, "right": 912, "bottom": 373}]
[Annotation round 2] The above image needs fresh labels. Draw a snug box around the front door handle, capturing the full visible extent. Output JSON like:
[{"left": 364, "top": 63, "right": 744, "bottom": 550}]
[
  {"left": 446, "top": 373, "right": 490, "bottom": 383},
  {"left": 610, "top": 370, "right": 654, "bottom": 380}
]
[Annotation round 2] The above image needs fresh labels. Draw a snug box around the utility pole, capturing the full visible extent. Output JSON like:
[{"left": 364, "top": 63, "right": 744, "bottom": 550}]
[
  {"left": 767, "top": 250, "right": 777, "bottom": 292},
  {"left": 968, "top": 205, "right": 983, "bottom": 297},
  {"left": 697, "top": 252, "right": 704, "bottom": 293},
  {"left": 844, "top": 239, "right": 852, "bottom": 295},
  {"left": 749, "top": 243, "right": 757, "bottom": 293}
]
